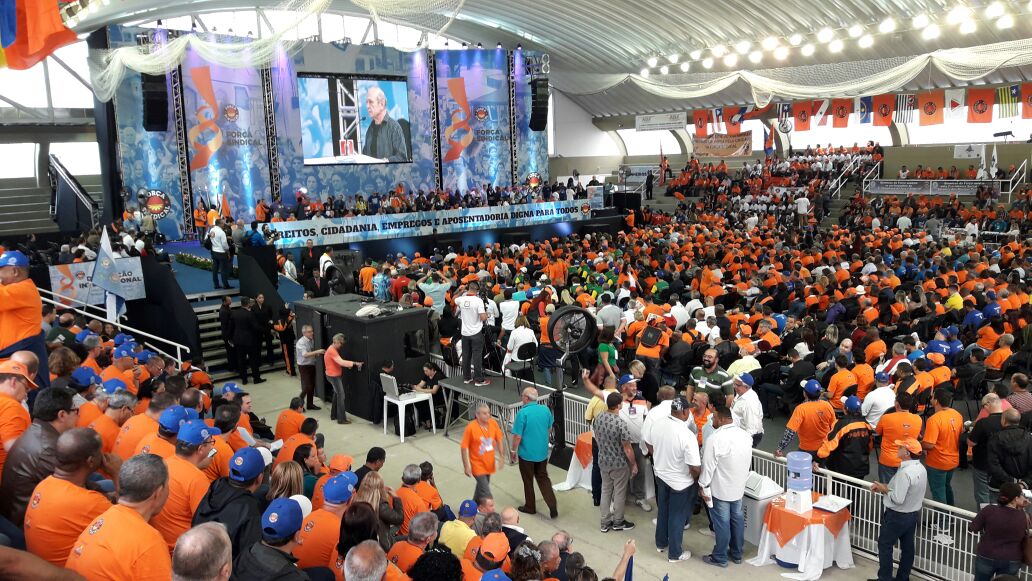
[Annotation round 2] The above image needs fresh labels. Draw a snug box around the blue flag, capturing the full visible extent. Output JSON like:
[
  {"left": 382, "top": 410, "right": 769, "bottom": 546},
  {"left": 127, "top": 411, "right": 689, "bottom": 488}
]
[
  {"left": 624, "top": 556, "right": 634, "bottom": 581},
  {"left": 856, "top": 96, "right": 872, "bottom": 124},
  {"left": 763, "top": 128, "right": 775, "bottom": 156},
  {"left": 90, "top": 229, "right": 123, "bottom": 297}
]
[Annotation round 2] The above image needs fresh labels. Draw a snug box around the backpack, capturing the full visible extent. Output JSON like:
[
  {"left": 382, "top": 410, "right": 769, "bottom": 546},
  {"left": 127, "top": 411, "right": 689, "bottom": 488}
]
[
  {"left": 639, "top": 325, "right": 662, "bottom": 349},
  {"left": 202, "top": 234, "right": 213, "bottom": 251}
]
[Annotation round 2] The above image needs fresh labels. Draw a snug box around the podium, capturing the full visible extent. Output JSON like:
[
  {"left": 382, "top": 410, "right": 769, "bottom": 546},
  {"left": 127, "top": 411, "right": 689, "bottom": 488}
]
[{"left": 293, "top": 294, "right": 431, "bottom": 422}]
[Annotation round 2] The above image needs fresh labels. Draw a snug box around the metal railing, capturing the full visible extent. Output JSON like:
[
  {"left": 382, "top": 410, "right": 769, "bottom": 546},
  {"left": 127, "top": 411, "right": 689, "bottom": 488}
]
[
  {"left": 562, "top": 392, "right": 590, "bottom": 444},
  {"left": 750, "top": 449, "right": 1019, "bottom": 581},
  {"left": 48, "top": 154, "right": 99, "bottom": 230},
  {"left": 829, "top": 155, "right": 861, "bottom": 199},
  {"left": 861, "top": 160, "right": 882, "bottom": 192},
  {"left": 1003, "top": 158, "right": 1028, "bottom": 205}
]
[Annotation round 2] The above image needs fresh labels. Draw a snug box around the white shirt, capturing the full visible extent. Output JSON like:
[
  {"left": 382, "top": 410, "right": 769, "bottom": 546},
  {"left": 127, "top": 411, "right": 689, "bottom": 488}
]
[
  {"left": 731, "top": 388, "right": 764, "bottom": 435},
  {"left": 207, "top": 226, "right": 230, "bottom": 253},
  {"left": 319, "top": 254, "right": 334, "bottom": 278},
  {"left": 499, "top": 300, "right": 520, "bottom": 331},
  {"left": 699, "top": 423, "right": 753, "bottom": 501},
  {"left": 669, "top": 304, "right": 690, "bottom": 330},
  {"left": 862, "top": 386, "right": 897, "bottom": 428},
  {"left": 896, "top": 216, "right": 912, "bottom": 230},
  {"left": 641, "top": 399, "right": 672, "bottom": 451},
  {"left": 651, "top": 415, "right": 701, "bottom": 491},
  {"left": 503, "top": 326, "right": 538, "bottom": 366},
  {"left": 795, "top": 197, "right": 810, "bottom": 215},
  {"left": 726, "top": 356, "right": 761, "bottom": 378},
  {"left": 684, "top": 299, "right": 704, "bottom": 317},
  {"left": 454, "top": 295, "right": 486, "bottom": 336},
  {"left": 618, "top": 399, "right": 648, "bottom": 444}
]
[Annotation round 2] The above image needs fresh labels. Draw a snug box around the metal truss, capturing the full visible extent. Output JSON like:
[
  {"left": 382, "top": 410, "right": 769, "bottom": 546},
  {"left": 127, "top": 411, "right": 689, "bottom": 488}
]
[{"left": 260, "top": 66, "right": 281, "bottom": 200}]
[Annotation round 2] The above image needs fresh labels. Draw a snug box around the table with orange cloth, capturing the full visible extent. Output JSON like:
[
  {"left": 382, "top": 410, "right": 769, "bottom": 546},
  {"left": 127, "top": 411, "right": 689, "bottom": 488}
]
[
  {"left": 748, "top": 494, "right": 855, "bottom": 580},
  {"left": 554, "top": 432, "right": 655, "bottom": 498}
]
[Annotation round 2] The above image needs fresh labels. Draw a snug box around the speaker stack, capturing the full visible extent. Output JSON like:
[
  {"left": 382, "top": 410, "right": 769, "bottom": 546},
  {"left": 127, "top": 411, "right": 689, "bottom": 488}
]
[
  {"left": 141, "top": 73, "right": 169, "bottom": 132},
  {"left": 529, "top": 78, "right": 548, "bottom": 131}
]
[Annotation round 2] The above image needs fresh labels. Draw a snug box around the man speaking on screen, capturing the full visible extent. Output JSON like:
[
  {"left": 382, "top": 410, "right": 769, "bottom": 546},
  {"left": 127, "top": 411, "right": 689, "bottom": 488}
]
[{"left": 362, "top": 86, "right": 408, "bottom": 162}]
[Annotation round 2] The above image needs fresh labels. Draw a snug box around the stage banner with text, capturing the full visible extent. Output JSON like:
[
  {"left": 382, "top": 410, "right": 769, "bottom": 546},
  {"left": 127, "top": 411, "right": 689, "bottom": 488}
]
[
  {"left": 435, "top": 49, "right": 514, "bottom": 191},
  {"left": 694, "top": 131, "right": 752, "bottom": 157},
  {"left": 635, "top": 112, "right": 687, "bottom": 132},
  {"left": 182, "top": 44, "right": 272, "bottom": 222},
  {"left": 49, "top": 258, "right": 145, "bottom": 306},
  {"left": 268, "top": 200, "right": 591, "bottom": 248},
  {"left": 587, "top": 186, "right": 605, "bottom": 210},
  {"left": 866, "top": 179, "right": 998, "bottom": 196}
]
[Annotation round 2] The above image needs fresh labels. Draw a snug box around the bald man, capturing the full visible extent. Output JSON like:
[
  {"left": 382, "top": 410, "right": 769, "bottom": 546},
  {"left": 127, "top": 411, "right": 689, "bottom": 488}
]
[
  {"left": 361, "top": 85, "right": 407, "bottom": 162},
  {"left": 172, "top": 523, "right": 232, "bottom": 581}
]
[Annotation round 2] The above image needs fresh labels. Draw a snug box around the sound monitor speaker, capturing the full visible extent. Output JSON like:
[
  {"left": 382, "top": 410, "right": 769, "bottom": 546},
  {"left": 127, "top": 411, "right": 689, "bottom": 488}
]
[
  {"left": 142, "top": 73, "right": 169, "bottom": 132},
  {"left": 529, "top": 77, "right": 549, "bottom": 131}
]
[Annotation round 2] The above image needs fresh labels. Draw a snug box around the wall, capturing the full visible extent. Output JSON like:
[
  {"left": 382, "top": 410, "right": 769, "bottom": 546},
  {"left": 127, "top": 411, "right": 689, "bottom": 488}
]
[
  {"left": 551, "top": 91, "right": 621, "bottom": 158},
  {"left": 881, "top": 143, "right": 1032, "bottom": 179}
]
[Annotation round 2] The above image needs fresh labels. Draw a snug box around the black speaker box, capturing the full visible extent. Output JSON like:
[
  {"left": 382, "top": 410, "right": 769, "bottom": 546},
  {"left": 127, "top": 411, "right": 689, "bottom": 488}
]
[
  {"left": 529, "top": 78, "right": 548, "bottom": 131},
  {"left": 142, "top": 73, "right": 169, "bottom": 132}
]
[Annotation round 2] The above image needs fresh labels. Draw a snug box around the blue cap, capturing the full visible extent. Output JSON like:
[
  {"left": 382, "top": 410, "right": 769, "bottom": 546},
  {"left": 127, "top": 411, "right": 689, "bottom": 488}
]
[
  {"left": 0, "top": 251, "right": 29, "bottom": 267},
  {"left": 158, "top": 406, "right": 191, "bottom": 433},
  {"left": 803, "top": 379, "right": 822, "bottom": 395},
  {"left": 736, "top": 372, "right": 754, "bottom": 388},
  {"left": 75, "top": 330, "right": 97, "bottom": 343},
  {"left": 229, "top": 447, "right": 265, "bottom": 482},
  {"left": 134, "top": 350, "right": 155, "bottom": 363},
  {"left": 113, "top": 344, "right": 136, "bottom": 360},
  {"left": 184, "top": 408, "right": 200, "bottom": 421},
  {"left": 617, "top": 374, "right": 637, "bottom": 387},
  {"left": 946, "top": 326, "right": 959, "bottom": 337},
  {"left": 71, "top": 367, "right": 102, "bottom": 388},
  {"left": 322, "top": 474, "right": 356, "bottom": 504},
  {"left": 875, "top": 372, "right": 890, "bottom": 383},
  {"left": 987, "top": 290, "right": 997, "bottom": 299},
  {"left": 113, "top": 333, "right": 135, "bottom": 346},
  {"left": 337, "top": 471, "right": 358, "bottom": 489},
  {"left": 99, "top": 378, "right": 127, "bottom": 395},
  {"left": 844, "top": 395, "right": 862, "bottom": 413},
  {"left": 480, "top": 570, "right": 511, "bottom": 581},
  {"left": 222, "top": 382, "right": 243, "bottom": 395},
  {"left": 177, "top": 420, "right": 220, "bottom": 445},
  {"left": 458, "top": 499, "right": 477, "bottom": 517},
  {"left": 262, "top": 498, "right": 304, "bottom": 540}
]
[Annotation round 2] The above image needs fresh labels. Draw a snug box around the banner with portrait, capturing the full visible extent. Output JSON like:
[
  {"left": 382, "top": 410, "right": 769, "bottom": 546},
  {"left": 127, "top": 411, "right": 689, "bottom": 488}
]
[
  {"left": 49, "top": 258, "right": 145, "bottom": 307},
  {"left": 513, "top": 51, "right": 549, "bottom": 186},
  {"left": 435, "top": 49, "right": 514, "bottom": 191},
  {"left": 693, "top": 131, "right": 753, "bottom": 157}
]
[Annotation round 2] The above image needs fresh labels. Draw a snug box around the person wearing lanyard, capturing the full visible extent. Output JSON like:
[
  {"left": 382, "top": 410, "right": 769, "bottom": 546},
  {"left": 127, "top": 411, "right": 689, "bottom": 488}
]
[
  {"left": 870, "top": 439, "right": 927, "bottom": 581},
  {"left": 730, "top": 373, "right": 764, "bottom": 447},
  {"left": 460, "top": 403, "right": 503, "bottom": 499},
  {"left": 295, "top": 325, "right": 325, "bottom": 411}
]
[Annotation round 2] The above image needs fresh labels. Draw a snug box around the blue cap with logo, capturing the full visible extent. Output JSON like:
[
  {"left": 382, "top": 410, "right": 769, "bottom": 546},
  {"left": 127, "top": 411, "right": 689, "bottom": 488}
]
[
  {"left": 480, "top": 570, "right": 512, "bottom": 581},
  {"left": 262, "top": 497, "right": 305, "bottom": 541},
  {"left": 323, "top": 473, "right": 357, "bottom": 504},
  {"left": 617, "top": 374, "right": 637, "bottom": 387},
  {"left": 736, "top": 372, "right": 754, "bottom": 387},
  {"left": 177, "top": 420, "right": 220, "bottom": 445},
  {"left": 221, "top": 382, "right": 243, "bottom": 395},
  {"left": 99, "top": 378, "right": 127, "bottom": 395},
  {"left": 113, "top": 344, "right": 136, "bottom": 360},
  {"left": 802, "top": 379, "right": 822, "bottom": 395},
  {"left": 458, "top": 499, "right": 477, "bottom": 517},
  {"left": 844, "top": 395, "right": 862, "bottom": 413},
  {"left": 946, "top": 326, "right": 959, "bottom": 337},
  {"left": 71, "top": 367, "right": 102, "bottom": 388},
  {"left": 75, "top": 330, "right": 97, "bottom": 343},
  {"left": 229, "top": 447, "right": 264, "bottom": 482},
  {"left": 0, "top": 251, "right": 28, "bottom": 267},
  {"left": 134, "top": 350, "right": 155, "bottom": 363},
  {"left": 158, "top": 406, "right": 191, "bottom": 433},
  {"left": 113, "top": 333, "right": 135, "bottom": 346},
  {"left": 337, "top": 470, "right": 358, "bottom": 489},
  {"left": 875, "top": 372, "right": 891, "bottom": 383}
]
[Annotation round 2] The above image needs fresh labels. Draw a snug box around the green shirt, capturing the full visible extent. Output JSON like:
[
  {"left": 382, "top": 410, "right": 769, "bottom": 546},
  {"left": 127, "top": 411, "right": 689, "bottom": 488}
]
[
  {"left": 689, "top": 366, "right": 734, "bottom": 397},
  {"left": 598, "top": 342, "right": 616, "bottom": 366},
  {"left": 513, "top": 402, "right": 553, "bottom": 462},
  {"left": 45, "top": 326, "right": 76, "bottom": 346}
]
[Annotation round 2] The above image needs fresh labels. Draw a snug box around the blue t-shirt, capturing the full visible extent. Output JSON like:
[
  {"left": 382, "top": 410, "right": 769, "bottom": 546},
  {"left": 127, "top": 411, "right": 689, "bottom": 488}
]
[{"left": 512, "top": 402, "right": 553, "bottom": 462}]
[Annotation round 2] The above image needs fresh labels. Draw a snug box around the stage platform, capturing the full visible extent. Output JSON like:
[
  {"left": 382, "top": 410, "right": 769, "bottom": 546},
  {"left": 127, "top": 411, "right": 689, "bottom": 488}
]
[{"left": 160, "top": 240, "right": 304, "bottom": 305}]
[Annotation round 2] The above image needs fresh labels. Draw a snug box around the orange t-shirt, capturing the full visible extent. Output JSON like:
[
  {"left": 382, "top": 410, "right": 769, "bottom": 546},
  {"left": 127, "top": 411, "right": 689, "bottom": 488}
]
[
  {"left": 875, "top": 411, "right": 923, "bottom": 468},
  {"left": 82, "top": 356, "right": 103, "bottom": 375},
  {"left": 24, "top": 476, "right": 111, "bottom": 567},
  {"left": 461, "top": 418, "right": 503, "bottom": 476},
  {"left": 413, "top": 481, "right": 443, "bottom": 510},
  {"left": 150, "top": 455, "right": 210, "bottom": 551},
  {"left": 112, "top": 413, "right": 158, "bottom": 461},
  {"left": 294, "top": 508, "right": 343, "bottom": 569},
  {"left": 329, "top": 548, "right": 411, "bottom": 581},
  {"left": 134, "top": 432, "right": 176, "bottom": 459},
  {"left": 65, "top": 504, "right": 172, "bottom": 581},
  {"left": 0, "top": 392, "right": 30, "bottom": 478},
  {"left": 786, "top": 400, "right": 836, "bottom": 452},
  {"left": 274, "top": 409, "right": 306, "bottom": 441},
  {"left": 311, "top": 473, "right": 333, "bottom": 510},
  {"left": 275, "top": 433, "right": 314, "bottom": 468},
  {"left": 827, "top": 369, "right": 858, "bottom": 410},
  {"left": 0, "top": 279, "right": 42, "bottom": 350},
  {"left": 87, "top": 413, "right": 121, "bottom": 454},
  {"left": 101, "top": 365, "right": 138, "bottom": 395},
  {"left": 923, "top": 408, "right": 963, "bottom": 471},
  {"left": 852, "top": 364, "right": 875, "bottom": 400},
  {"left": 864, "top": 340, "right": 887, "bottom": 364},
  {"left": 203, "top": 435, "right": 234, "bottom": 482},
  {"left": 396, "top": 486, "right": 430, "bottom": 535},
  {"left": 986, "top": 347, "right": 1013, "bottom": 371},
  {"left": 387, "top": 541, "right": 425, "bottom": 574},
  {"left": 76, "top": 401, "right": 103, "bottom": 428},
  {"left": 324, "top": 346, "right": 344, "bottom": 378}
]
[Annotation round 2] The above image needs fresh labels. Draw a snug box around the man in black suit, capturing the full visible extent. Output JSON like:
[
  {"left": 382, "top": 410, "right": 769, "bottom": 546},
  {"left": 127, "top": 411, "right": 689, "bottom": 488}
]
[
  {"left": 218, "top": 296, "right": 235, "bottom": 368},
  {"left": 299, "top": 239, "right": 319, "bottom": 283},
  {"left": 253, "top": 293, "right": 275, "bottom": 364},
  {"left": 305, "top": 267, "right": 330, "bottom": 298},
  {"left": 230, "top": 296, "right": 265, "bottom": 385}
]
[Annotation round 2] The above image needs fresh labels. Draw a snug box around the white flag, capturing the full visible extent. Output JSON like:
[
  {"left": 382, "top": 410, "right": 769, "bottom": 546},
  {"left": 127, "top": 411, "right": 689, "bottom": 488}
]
[
  {"left": 812, "top": 99, "right": 830, "bottom": 125},
  {"left": 945, "top": 89, "right": 965, "bottom": 120},
  {"left": 990, "top": 144, "right": 998, "bottom": 176}
]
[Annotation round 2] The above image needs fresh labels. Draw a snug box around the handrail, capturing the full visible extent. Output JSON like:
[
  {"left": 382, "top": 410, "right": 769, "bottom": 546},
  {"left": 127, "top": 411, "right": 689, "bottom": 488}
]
[
  {"left": 39, "top": 287, "right": 110, "bottom": 319},
  {"left": 1004, "top": 157, "right": 1027, "bottom": 205},
  {"left": 829, "top": 155, "right": 860, "bottom": 199},
  {"left": 48, "top": 154, "right": 98, "bottom": 229},
  {"left": 860, "top": 160, "right": 882, "bottom": 193}
]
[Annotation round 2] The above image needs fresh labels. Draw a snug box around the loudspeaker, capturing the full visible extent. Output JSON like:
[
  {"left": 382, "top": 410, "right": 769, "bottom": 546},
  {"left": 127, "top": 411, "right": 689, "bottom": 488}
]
[
  {"left": 141, "top": 73, "right": 169, "bottom": 132},
  {"left": 529, "top": 78, "right": 548, "bottom": 131}
]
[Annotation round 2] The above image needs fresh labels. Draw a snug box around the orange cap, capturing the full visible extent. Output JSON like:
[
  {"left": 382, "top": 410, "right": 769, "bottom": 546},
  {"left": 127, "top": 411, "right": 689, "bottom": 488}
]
[
  {"left": 479, "top": 532, "right": 510, "bottom": 563},
  {"left": 329, "top": 454, "right": 353, "bottom": 472},
  {"left": 895, "top": 438, "right": 922, "bottom": 455},
  {"left": 926, "top": 352, "right": 946, "bottom": 365},
  {"left": 0, "top": 360, "right": 36, "bottom": 388}
]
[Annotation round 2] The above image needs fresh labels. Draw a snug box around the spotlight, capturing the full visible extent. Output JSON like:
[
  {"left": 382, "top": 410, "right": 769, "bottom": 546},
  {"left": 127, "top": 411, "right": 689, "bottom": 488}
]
[
  {"left": 647, "top": 56, "right": 658, "bottom": 67},
  {"left": 773, "top": 46, "right": 789, "bottom": 60},
  {"left": 748, "top": 50, "right": 762, "bottom": 63},
  {"left": 476, "top": 42, "right": 482, "bottom": 48},
  {"left": 761, "top": 36, "right": 779, "bottom": 51},
  {"left": 959, "top": 20, "right": 976, "bottom": 34},
  {"left": 711, "top": 45, "right": 727, "bottom": 57},
  {"left": 997, "top": 13, "right": 1014, "bottom": 28},
  {"left": 497, "top": 42, "right": 502, "bottom": 48},
  {"left": 847, "top": 24, "right": 863, "bottom": 38},
  {"left": 722, "top": 53, "right": 738, "bottom": 67},
  {"left": 640, "top": 68, "right": 650, "bottom": 77},
  {"left": 659, "top": 65, "right": 669, "bottom": 74},
  {"left": 801, "top": 43, "right": 815, "bottom": 56},
  {"left": 985, "top": 2, "right": 1004, "bottom": 18},
  {"left": 516, "top": 43, "right": 522, "bottom": 50},
  {"left": 702, "top": 57, "right": 714, "bottom": 69},
  {"left": 946, "top": 5, "right": 971, "bottom": 25},
  {"left": 679, "top": 61, "right": 690, "bottom": 72},
  {"left": 912, "top": 14, "right": 929, "bottom": 29},
  {"left": 921, "top": 23, "right": 940, "bottom": 39},
  {"left": 858, "top": 34, "right": 874, "bottom": 48},
  {"left": 828, "top": 38, "right": 844, "bottom": 52},
  {"left": 735, "top": 40, "right": 751, "bottom": 54},
  {"left": 816, "top": 27, "right": 834, "bottom": 43},
  {"left": 668, "top": 54, "right": 679, "bottom": 63},
  {"left": 878, "top": 18, "right": 897, "bottom": 33},
  {"left": 788, "top": 33, "right": 803, "bottom": 46},
  {"left": 689, "top": 49, "right": 702, "bottom": 60}
]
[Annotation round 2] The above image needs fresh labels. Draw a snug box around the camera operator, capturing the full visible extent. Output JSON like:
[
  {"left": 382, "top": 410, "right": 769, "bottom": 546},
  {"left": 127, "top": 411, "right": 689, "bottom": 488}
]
[{"left": 455, "top": 281, "right": 491, "bottom": 387}]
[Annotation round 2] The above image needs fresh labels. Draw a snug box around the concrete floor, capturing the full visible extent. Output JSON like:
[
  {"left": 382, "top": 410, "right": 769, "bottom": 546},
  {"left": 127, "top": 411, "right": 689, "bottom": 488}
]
[{"left": 242, "top": 371, "right": 878, "bottom": 581}]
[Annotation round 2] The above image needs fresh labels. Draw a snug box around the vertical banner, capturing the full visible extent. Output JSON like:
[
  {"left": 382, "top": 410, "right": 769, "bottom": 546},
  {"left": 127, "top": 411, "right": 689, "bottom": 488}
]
[
  {"left": 435, "top": 49, "right": 514, "bottom": 191},
  {"left": 181, "top": 42, "right": 271, "bottom": 222},
  {"left": 512, "top": 50, "right": 549, "bottom": 186},
  {"left": 108, "top": 26, "right": 186, "bottom": 240}
]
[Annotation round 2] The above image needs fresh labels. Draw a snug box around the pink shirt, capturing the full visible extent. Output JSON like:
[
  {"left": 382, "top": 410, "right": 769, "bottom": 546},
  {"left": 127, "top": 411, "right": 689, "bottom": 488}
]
[{"left": 324, "top": 345, "right": 343, "bottom": 377}]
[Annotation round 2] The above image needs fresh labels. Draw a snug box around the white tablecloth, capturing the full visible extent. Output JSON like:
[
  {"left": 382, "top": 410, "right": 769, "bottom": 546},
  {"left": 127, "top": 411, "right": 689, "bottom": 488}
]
[
  {"left": 748, "top": 521, "right": 855, "bottom": 580},
  {"left": 554, "top": 457, "right": 656, "bottom": 499}
]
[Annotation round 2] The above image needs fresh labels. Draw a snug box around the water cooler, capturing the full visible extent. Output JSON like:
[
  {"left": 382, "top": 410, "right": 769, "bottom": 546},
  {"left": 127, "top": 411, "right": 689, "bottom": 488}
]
[{"left": 785, "top": 451, "right": 813, "bottom": 513}]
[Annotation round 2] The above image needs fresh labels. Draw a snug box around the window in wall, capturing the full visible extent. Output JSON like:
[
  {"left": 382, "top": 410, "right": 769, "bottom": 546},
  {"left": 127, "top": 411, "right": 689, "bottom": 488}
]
[
  {"left": 48, "top": 43, "right": 94, "bottom": 109},
  {"left": 50, "top": 142, "right": 101, "bottom": 176},
  {"left": 0, "top": 144, "right": 38, "bottom": 178},
  {"left": 0, "top": 64, "right": 48, "bottom": 108},
  {"left": 786, "top": 121, "right": 891, "bottom": 151},
  {"left": 617, "top": 128, "right": 680, "bottom": 156},
  {"left": 907, "top": 105, "right": 1032, "bottom": 144}
]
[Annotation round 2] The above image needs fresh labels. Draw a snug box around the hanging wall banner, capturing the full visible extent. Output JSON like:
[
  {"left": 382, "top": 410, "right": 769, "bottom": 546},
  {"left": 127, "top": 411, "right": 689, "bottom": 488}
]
[
  {"left": 866, "top": 179, "right": 998, "bottom": 196},
  {"left": 694, "top": 131, "right": 752, "bottom": 157},
  {"left": 49, "top": 258, "right": 145, "bottom": 306},
  {"left": 953, "top": 144, "right": 986, "bottom": 159},
  {"left": 268, "top": 200, "right": 591, "bottom": 248},
  {"left": 635, "top": 112, "right": 687, "bottom": 132}
]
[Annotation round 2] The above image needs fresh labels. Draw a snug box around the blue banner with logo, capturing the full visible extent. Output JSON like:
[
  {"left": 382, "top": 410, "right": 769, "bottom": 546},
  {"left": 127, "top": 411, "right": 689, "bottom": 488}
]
[
  {"left": 435, "top": 49, "right": 513, "bottom": 191},
  {"left": 267, "top": 200, "right": 590, "bottom": 248},
  {"left": 48, "top": 258, "right": 145, "bottom": 306},
  {"left": 512, "top": 51, "right": 549, "bottom": 186}
]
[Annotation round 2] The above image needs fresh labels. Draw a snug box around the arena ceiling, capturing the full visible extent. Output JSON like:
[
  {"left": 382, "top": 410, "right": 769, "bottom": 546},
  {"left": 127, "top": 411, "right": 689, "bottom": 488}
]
[{"left": 73, "top": 0, "right": 1032, "bottom": 117}]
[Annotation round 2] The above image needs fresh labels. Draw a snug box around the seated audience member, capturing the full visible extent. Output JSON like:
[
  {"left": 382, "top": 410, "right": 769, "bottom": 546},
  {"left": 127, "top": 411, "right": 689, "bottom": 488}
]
[
  {"left": 172, "top": 522, "right": 234, "bottom": 581},
  {"left": 192, "top": 447, "right": 266, "bottom": 559}
]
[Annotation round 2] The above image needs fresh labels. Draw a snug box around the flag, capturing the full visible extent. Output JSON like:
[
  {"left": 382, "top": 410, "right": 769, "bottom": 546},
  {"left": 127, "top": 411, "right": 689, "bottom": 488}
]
[
  {"left": 967, "top": 88, "right": 994, "bottom": 123},
  {"left": 894, "top": 94, "right": 917, "bottom": 123},
  {"left": 623, "top": 556, "right": 634, "bottom": 581},
  {"left": 220, "top": 192, "right": 232, "bottom": 219},
  {"left": 855, "top": 96, "right": 872, "bottom": 124},
  {"left": 658, "top": 143, "right": 666, "bottom": 186},
  {"left": 91, "top": 229, "right": 127, "bottom": 319},
  {"left": 763, "top": 127, "right": 775, "bottom": 156},
  {"left": 872, "top": 94, "right": 895, "bottom": 126},
  {"left": 692, "top": 110, "right": 711, "bottom": 137},
  {"left": 945, "top": 89, "right": 965, "bottom": 119},
  {"left": 1, "top": 0, "right": 77, "bottom": 70},
  {"left": 724, "top": 106, "right": 743, "bottom": 135},
  {"left": 997, "top": 84, "right": 1020, "bottom": 118},
  {"left": 918, "top": 90, "right": 944, "bottom": 126},
  {"left": 792, "top": 101, "right": 812, "bottom": 131},
  {"left": 777, "top": 102, "right": 792, "bottom": 122},
  {"left": 990, "top": 144, "right": 998, "bottom": 176},
  {"left": 831, "top": 99, "right": 851, "bottom": 128},
  {"left": 712, "top": 108, "right": 725, "bottom": 133},
  {"left": 811, "top": 99, "right": 830, "bottom": 126},
  {"left": 742, "top": 103, "right": 773, "bottom": 120},
  {"left": 1022, "top": 84, "right": 1032, "bottom": 119}
]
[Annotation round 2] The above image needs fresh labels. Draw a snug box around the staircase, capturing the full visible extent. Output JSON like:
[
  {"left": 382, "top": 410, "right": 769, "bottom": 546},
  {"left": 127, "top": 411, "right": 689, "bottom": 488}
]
[
  {"left": 0, "top": 179, "right": 59, "bottom": 236},
  {"left": 189, "top": 289, "right": 287, "bottom": 382}
]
